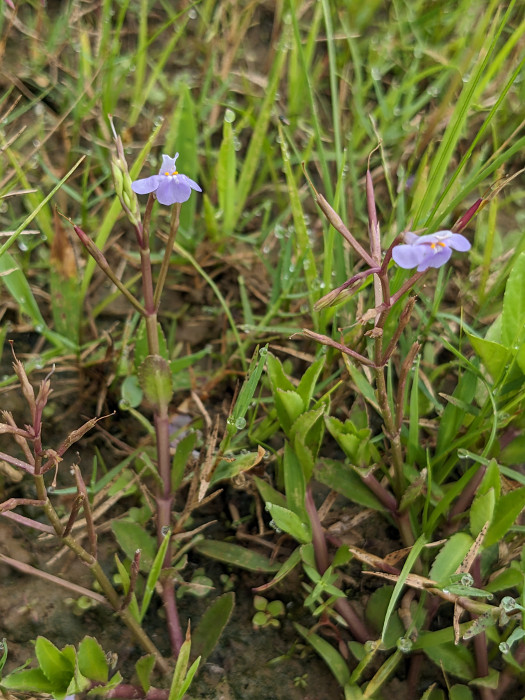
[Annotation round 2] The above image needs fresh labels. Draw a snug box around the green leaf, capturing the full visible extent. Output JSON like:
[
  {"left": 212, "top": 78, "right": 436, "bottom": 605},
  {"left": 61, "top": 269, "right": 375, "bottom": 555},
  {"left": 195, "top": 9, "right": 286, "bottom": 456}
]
[
  {"left": 290, "top": 405, "right": 326, "bottom": 462},
  {"left": 365, "top": 587, "right": 404, "bottom": 650},
  {"left": 140, "top": 528, "right": 172, "bottom": 621},
  {"left": 77, "top": 637, "right": 108, "bottom": 684},
  {"left": 0, "top": 638, "right": 7, "bottom": 675},
  {"left": 283, "top": 442, "right": 307, "bottom": 518},
  {"left": 467, "top": 333, "right": 509, "bottom": 380},
  {"left": 121, "top": 375, "right": 143, "bottom": 409},
  {"left": 253, "top": 475, "right": 287, "bottom": 509},
  {"left": 502, "top": 251, "right": 525, "bottom": 347},
  {"left": 35, "top": 637, "right": 74, "bottom": 689},
  {"left": 275, "top": 389, "right": 305, "bottom": 433},
  {"left": 1, "top": 668, "right": 53, "bottom": 693},
  {"left": 193, "top": 540, "right": 280, "bottom": 573},
  {"left": 485, "top": 565, "right": 523, "bottom": 593},
  {"left": 227, "top": 345, "right": 267, "bottom": 432},
  {"left": 478, "top": 459, "right": 501, "bottom": 500},
  {"left": 217, "top": 111, "right": 237, "bottom": 237},
  {"left": 172, "top": 431, "right": 197, "bottom": 491},
  {"left": 315, "top": 459, "right": 385, "bottom": 511},
  {"left": 167, "top": 83, "right": 199, "bottom": 241},
  {"left": 252, "top": 547, "right": 302, "bottom": 594},
  {"left": 138, "top": 354, "right": 173, "bottom": 410},
  {"left": 266, "top": 503, "right": 312, "bottom": 544},
  {"left": 484, "top": 487, "right": 525, "bottom": 547},
  {"left": 296, "top": 356, "right": 325, "bottom": 406},
  {"left": 423, "top": 642, "right": 475, "bottom": 681},
  {"left": 266, "top": 353, "right": 295, "bottom": 393},
  {"left": 295, "top": 623, "right": 350, "bottom": 688},
  {"left": 135, "top": 655, "right": 156, "bottom": 694},
  {"left": 111, "top": 520, "right": 156, "bottom": 571},
  {"left": 449, "top": 685, "right": 474, "bottom": 700},
  {"left": 209, "top": 447, "right": 265, "bottom": 487},
  {"left": 470, "top": 489, "right": 495, "bottom": 537},
  {"left": 171, "top": 345, "right": 211, "bottom": 376},
  {"left": 113, "top": 554, "right": 140, "bottom": 620},
  {"left": 429, "top": 533, "right": 474, "bottom": 583},
  {"left": 192, "top": 592, "right": 235, "bottom": 664}
]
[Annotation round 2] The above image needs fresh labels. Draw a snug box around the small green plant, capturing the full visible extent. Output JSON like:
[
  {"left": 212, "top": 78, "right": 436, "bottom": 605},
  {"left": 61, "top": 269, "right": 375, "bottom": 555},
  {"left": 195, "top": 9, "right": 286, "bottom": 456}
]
[
  {"left": 252, "top": 595, "right": 285, "bottom": 630},
  {"left": 0, "top": 634, "right": 199, "bottom": 700}
]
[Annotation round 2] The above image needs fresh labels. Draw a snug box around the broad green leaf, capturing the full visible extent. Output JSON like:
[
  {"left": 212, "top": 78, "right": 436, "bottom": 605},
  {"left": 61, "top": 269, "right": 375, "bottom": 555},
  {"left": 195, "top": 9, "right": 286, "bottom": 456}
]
[
  {"left": 266, "top": 353, "right": 295, "bottom": 393},
  {"left": 478, "top": 459, "right": 501, "bottom": 501},
  {"left": 296, "top": 356, "right": 325, "bottom": 407},
  {"left": 77, "top": 637, "right": 108, "bottom": 683},
  {"left": 429, "top": 533, "right": 474, "bottom": 583},
  {"left": 516, "top": 342, "right": 525, "bottom": 376},
  {"left": 449, "top": 685, "right": 474, "bottom": 700},
  {"left": 135, "top": 655, "right": 156, "bottom": 694},
  {"left": 502, "top": 252, "right": 525, "bottom": 347},
  {"left": 467, "top": 333, "right": 509, "bottom": 380},
  {"left": 193, "top": 540, "right": 279, "bottom": 573},
  {"left": 166, "top": 83, "right": 199, "bottom": 241},
  {"left": 293, "top": 439, "right": 315, "bottom": 484},
  {"left": 266, "top": 503, "right": 312, "bottom": 544},
  {"left": 138, "top": 354, "right": 173, "bottom": 410},
  {"left": 365, "top": 587, "right": 404, "bottom": 650},
  {"left": 253, "top": 475, "right": 287, "bottom": 509},
  {"left": 423, "top": 642, "right": 475, "bottom": 681},
  {"left": 435, "top": 370, "right": 477, "bottom": 467},
  {"left": 192, "top": 592, "right": 235, "bottom": 664},
  {"left": 290, "top": 405, "right": 326, "bottom": 473},
  {"left": 121, "top": 375, "right": 143, "bottom": 409},
  {"left": 111, "top": 520, "right": 156, "bottom": 571},
  {"left": 172, "top": 431, "right": 197, "bottom": 491},
  {"left": 210, "top": 447, "right": 265, "bottom": 487},
  {"left": 325, "top": 416, "right": 376, "bottom": 467},
  {"left": 1, "top": 668, "right": 53, "bottom": 693},
  {"left": 295, "top": 623, "right": 350, "bottom": 687},
  {"left": 485, "top": 566, "right": 523, "bottom": 593},
  {"left": 315, "top": 459, "right": 385, "bottom": 511},
  {"left": 484, "top": 487, "right": 525, "bottom": 547},
  {"left": 469, "top": 488, "right": 495, "bottom": 537},
  {"left": 283, "top": 442, "right": 307, "bottom": 518},
  {"left": 168, "top": 637, "right": 192, "bottom": 700},
  {"left": 35, "top": 637, "right": 74, "bottom": 689},
  {"left": 275, "top": 389, "right": 305, "bottom": 433}
]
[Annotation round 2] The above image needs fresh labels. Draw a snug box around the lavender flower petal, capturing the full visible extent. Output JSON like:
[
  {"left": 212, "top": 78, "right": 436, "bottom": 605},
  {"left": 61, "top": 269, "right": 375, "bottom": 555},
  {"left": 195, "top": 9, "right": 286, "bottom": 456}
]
[
  {"left": 131, "top": 175, "right": 162, "bottom": 195},
  {"left": 156, "top": 178, "right": 191, "bottom": 205}
]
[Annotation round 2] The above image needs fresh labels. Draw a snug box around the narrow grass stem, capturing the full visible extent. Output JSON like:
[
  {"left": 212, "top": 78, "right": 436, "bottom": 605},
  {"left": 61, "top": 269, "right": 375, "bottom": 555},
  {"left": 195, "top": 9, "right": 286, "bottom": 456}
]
[
  {"left": 141, "top": 208, "right": 183, "bottom": 658},
  {"left": 305, "top": 486, "right": 371, "bottom": 642},
  {"left": 154, "top": 203, "right": 181, "bottom": 310}
]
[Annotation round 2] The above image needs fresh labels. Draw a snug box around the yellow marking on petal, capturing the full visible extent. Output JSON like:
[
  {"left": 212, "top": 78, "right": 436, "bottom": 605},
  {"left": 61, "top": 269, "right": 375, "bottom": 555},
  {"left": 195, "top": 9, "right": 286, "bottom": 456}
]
[{"left": 438, "top": 242, "right": 446, "bottom": 247}]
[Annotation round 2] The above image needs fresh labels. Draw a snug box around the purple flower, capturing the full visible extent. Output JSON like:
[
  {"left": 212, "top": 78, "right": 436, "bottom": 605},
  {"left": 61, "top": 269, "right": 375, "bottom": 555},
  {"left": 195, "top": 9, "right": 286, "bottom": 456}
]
[
  {"left": 131, "top": 153, "right": 202, "bottom": 205},
  {"left": 392, "top": 230, "right": 471, "bottom": 271}
]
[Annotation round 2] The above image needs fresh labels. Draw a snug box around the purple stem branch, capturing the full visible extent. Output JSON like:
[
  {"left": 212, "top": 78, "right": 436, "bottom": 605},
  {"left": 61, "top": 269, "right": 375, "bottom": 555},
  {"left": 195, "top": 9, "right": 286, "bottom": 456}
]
[{"left": 305, "top": 486, "right": 371, "bottom": 642}]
